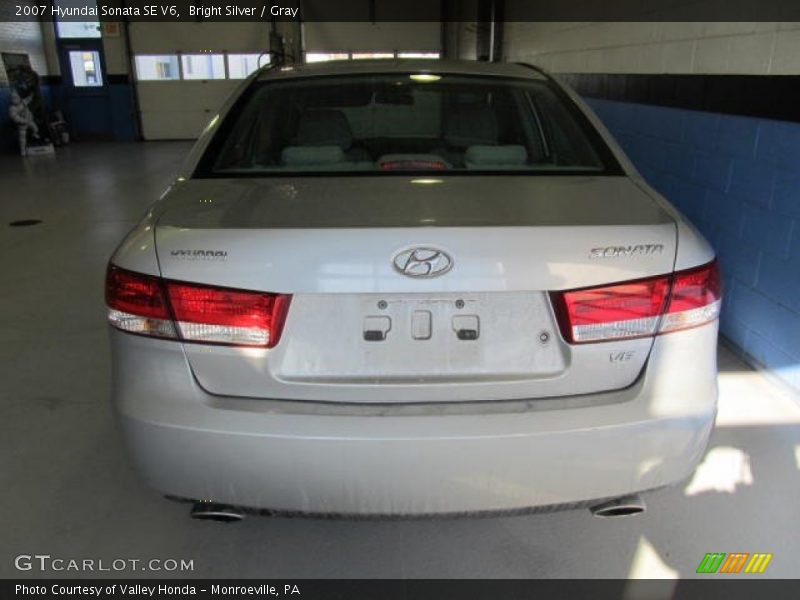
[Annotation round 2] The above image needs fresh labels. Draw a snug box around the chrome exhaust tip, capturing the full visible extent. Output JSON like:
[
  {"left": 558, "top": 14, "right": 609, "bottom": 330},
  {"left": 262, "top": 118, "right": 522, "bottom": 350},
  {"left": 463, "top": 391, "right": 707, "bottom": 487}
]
[
  {"left": 190, "top": 502, "right": 244, "bottom": 522},
  {"left": 590, "top": 494, "right": 646, "bottom": 518}
]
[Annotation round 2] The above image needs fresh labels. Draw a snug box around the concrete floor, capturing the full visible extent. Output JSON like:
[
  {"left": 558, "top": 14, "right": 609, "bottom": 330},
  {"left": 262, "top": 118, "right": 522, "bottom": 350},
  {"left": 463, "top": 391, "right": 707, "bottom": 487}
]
[{"left": 1, "top": 142, "right": 799, "bottom": 579}]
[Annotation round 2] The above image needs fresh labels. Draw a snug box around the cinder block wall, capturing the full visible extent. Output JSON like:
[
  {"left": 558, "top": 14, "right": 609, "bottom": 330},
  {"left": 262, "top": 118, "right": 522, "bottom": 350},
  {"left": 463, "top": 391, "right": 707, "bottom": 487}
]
[
  {"left": 505, "top": 17, "right": 800, "bottom": 392},
  {"left": 0, "top": 4, "right": 50, "bottom": 85},
  {"left": 505, "top": 22, "right": 800, "bottom": 75},
  {"left": 588, "top": 98, "right": 800, "bottom": 390}
]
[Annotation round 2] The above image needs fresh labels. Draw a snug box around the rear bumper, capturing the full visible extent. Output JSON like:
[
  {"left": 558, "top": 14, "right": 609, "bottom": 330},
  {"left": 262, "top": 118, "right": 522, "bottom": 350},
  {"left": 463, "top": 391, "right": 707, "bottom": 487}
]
[{"left": 111, "top": 323, "right": 718, "bottom": 515}]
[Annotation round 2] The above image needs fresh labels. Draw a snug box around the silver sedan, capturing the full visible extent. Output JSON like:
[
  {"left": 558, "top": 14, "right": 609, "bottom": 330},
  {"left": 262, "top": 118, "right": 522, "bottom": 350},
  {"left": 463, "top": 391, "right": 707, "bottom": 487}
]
[{"left": 106, "top": 60, "right": 720, "bottom": 519}]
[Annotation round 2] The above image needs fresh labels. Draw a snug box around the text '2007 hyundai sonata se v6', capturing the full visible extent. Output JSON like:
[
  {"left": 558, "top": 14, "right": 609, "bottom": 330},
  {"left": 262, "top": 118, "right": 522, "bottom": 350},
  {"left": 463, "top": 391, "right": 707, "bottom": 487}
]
[{"left": 106, "top": 60, "right": 721, "bottom": 520}]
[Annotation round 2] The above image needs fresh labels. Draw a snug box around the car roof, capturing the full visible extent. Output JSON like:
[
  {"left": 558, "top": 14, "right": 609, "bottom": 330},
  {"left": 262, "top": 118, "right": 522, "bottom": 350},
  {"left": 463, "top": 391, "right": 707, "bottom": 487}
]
[{"left": 256, "top": 59, "right": 548, "bottom": 81}]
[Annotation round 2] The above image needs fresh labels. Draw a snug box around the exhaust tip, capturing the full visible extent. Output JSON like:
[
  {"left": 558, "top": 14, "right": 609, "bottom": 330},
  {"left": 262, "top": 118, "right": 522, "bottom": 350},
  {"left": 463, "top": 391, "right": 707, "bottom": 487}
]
[
  {"left": 593, "top": 505, "right": 645, "bottom": 517},
  {"left": 190, "top": 502, "right": 244, "bottom": 523},
  {"left": 590, "top": 494, "right": 646, "bottom": 518}
]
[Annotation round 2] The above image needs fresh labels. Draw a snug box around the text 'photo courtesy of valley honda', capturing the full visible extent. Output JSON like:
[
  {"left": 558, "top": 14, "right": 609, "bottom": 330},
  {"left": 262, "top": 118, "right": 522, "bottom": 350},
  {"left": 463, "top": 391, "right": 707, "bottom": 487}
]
[{"left": 106, "top": 59, "right": 721, "bottom": 519}]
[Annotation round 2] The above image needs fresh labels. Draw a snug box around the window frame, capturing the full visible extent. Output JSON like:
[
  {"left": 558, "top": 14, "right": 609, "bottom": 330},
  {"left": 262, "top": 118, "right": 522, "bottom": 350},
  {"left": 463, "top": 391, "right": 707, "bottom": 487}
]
[
  {"left": 133, "top": 52, "right": 270, "bottom": 82},
  {"left": 193, "top": 72, "right": 625, "bottom": 179},
  {"left": 180, "top": 53, "right": 227, "bottom": 80},
  {"left": 227, "top": 53, "right": 269, "bottom": 79},
  {"left": 133, "top": 54, "right": 182, "bottom": 81},
  {"left": 304, "top": 51, "right": 441, "bottom": 63},
  {"left": 67, "top": 49, "right": 104, "bottom": 87}
]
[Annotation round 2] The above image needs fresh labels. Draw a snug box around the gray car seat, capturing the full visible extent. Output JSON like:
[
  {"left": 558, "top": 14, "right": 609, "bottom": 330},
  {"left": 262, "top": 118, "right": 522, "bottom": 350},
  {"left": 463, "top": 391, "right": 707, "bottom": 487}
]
[
  {"left": 438, "top": 106, "right": 503, "bottom": 167},
  {"left": 294, "top": 109, "right": 371, "bottom": 162},
  {"left": 444, "top": 106, "right": 500, "bottom": 148},
  {"left": 440, "top": 105, "right": 542, "bottom": 169}
]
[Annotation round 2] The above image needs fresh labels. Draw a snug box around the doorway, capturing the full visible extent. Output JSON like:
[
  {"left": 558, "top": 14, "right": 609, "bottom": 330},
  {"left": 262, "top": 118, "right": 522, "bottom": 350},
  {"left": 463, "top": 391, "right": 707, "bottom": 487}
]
[{"left": 57, "top": 38, "right": 114, "bottom": 140}]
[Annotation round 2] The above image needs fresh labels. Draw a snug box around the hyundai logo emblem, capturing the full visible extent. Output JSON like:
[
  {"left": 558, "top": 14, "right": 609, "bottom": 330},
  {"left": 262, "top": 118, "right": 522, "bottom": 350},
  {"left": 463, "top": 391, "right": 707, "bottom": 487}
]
[{"left": 393, "top": 246, "right": 453, "bottom": 278}]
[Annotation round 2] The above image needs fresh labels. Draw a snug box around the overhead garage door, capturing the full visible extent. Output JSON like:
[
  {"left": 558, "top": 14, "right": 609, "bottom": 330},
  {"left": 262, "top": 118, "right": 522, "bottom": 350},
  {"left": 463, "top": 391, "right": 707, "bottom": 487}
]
[
  {"left": 134, "top": 78, "right": 241, "bottom": 140},
  {"left": 129, "top": 22, "right": 270, "bottom": 140},
  {"left": 303, "top": 22, "right": 442, "bottom": 56},
  {"left": 129, "top": 20, "right": 442, "bottom": 140}
]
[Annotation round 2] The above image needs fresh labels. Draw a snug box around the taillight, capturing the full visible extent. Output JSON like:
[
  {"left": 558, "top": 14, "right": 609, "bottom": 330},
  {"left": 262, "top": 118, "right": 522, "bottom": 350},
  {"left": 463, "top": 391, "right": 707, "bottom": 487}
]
[
  {"left": 551, "top": 260, "right": 721, "bottom": 344},
  {"left": 660, "top": 261, "right": 722, "bottom": 334},
  {"left": 166, "top": 281, "right": 290, "bottom": 347},
  {"left": 105, "top": 265, "right": 291, "bottom": 348},
  {"left": 106, "top": 267, "right": 176, "bottom": 339}
]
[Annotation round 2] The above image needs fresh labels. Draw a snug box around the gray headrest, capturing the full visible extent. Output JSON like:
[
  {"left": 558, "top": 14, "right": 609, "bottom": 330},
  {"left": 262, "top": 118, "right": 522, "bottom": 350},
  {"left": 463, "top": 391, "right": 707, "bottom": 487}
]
[
  {"left": 281, "top": 146, "right": 345, "bottom": 166},
  {"left": 296, "top": 110, "right": 353, "bottom": 149},
  {"left": 464, "top": 145, "right": 528, "bottom": 168},
  {"left": 445, "top": 106, "right": 498, "bottom": 147}
]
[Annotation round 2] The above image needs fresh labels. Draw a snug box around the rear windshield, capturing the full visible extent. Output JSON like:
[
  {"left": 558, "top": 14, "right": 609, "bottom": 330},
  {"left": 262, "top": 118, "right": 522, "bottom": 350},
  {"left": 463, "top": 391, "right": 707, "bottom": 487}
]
[{"left": 196, "top": 73, "right": 621, "bottom": 177}]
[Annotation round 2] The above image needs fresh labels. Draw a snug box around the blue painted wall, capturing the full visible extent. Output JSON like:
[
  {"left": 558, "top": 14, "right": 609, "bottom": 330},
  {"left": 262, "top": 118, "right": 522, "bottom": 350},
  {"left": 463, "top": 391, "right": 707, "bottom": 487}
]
[
  {"left": 0, "top": 85, "right": 12, "bottom": 153},
  {"left": 107, "top": 83, "right": 138, "bottom": 141},
  {"left": 43, "top": 81, "right": 137, "bottom": 142},
  {"left": 588, "top": 97, "right": 800, "bottom": 392}
]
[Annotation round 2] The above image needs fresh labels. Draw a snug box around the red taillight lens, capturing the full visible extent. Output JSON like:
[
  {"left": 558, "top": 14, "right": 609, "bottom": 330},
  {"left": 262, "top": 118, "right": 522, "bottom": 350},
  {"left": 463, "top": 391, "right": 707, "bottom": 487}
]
[
  {"left": 660, "top": 260, "right": 721, "bottom": 334},
  {"left": 105, "top": 266, "right": 291, "bottom": 348},
  {"left": 551, "top": 276, "right": 670, "bottom": 343},
  {"left": 551, "top": 260, "right": 721, "bottom": 344},
  {"left": 106, "top": 266, "right": 169, "bottom": 319},
  {"left": 106, "top": 266, "right": 176, "bottom": 339},
  {"left": 166, "top": 281, "right": 291, "bottom": 348}
]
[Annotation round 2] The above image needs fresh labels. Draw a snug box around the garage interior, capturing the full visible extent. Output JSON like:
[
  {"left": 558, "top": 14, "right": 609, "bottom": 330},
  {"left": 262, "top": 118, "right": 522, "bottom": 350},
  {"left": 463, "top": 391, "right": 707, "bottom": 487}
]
[{"left": 2, "top": 0, "right": 800, "bottom": 579}]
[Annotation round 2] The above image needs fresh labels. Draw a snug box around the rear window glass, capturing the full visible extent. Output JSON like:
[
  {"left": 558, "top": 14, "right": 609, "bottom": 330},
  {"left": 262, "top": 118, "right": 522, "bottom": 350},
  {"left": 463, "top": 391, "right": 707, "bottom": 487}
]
[{"left": 196, "top": 73, "right": 620, "bottom": 176}]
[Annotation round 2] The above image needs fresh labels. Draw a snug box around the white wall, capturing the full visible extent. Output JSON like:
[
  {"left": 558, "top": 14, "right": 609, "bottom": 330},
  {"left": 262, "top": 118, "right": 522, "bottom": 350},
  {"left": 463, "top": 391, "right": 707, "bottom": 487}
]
[
  {"left": 0, "top": 1, "right": 50, "bottom": 85},
  {"left": 451, "top": 22, "right": 479, "bottom": 60},
  {"left": 504, "top": 22, "right": 800, "bottom": 74},
  {"left": 303, "top": 22, "right": 441, "bottom": 53},
  {"left": 33, "top": 19, "right": 129, "bottom": 79},
  {"left": 127, "top": 22, "right": 274, "bottom": 140},
  {"left": 102, "top": 24, "right": 130, "bottom": 75},
  {"left": 128, "top": 22, "right": 272, "bottom": 54}
]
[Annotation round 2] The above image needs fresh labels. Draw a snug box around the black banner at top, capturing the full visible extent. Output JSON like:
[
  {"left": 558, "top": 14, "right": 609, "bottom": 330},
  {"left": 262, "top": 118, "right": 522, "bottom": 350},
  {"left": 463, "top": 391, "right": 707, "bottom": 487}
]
[{"left": 7, "top": 0, "right": 800, "bottom": 22}]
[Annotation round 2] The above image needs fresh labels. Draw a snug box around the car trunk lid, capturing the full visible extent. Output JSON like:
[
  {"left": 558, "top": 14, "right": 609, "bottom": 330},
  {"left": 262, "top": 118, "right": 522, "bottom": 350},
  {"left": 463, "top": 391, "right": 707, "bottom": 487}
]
[{"left": 154, "top": 175, "right": 676, "bottom": 403}]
